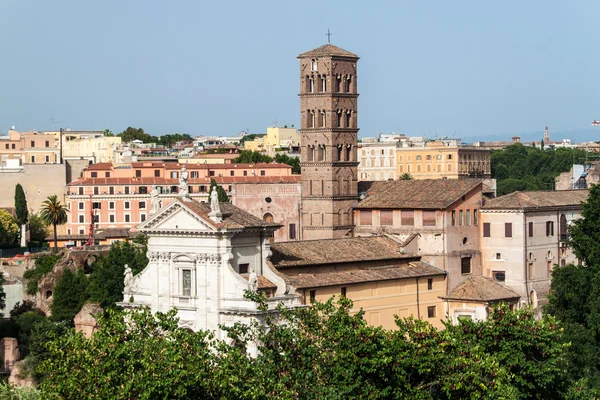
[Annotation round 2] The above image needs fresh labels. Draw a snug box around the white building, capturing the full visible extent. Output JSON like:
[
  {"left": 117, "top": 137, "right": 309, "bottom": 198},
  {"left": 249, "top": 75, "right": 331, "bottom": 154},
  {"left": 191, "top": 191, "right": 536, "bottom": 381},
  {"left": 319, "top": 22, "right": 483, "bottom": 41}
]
[
  {"left": 479, "top": 190, "right": 587, "bottom": 311},
  {"left": 122, "top": 190, "right": 300, "bottom": 342},
  {"left": 357, "top": 142, "right": 397, "bottom": 180}
]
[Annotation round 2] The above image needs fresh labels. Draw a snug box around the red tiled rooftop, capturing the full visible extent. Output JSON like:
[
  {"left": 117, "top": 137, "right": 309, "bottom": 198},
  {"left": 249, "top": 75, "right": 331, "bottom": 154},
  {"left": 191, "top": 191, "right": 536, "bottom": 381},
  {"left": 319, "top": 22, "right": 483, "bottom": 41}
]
[
  {"left": 67, "top": 175, "right": 300, "bottom": 186},
  {"left": 85, "top": 162, "right": 113, "bottom": 171}
]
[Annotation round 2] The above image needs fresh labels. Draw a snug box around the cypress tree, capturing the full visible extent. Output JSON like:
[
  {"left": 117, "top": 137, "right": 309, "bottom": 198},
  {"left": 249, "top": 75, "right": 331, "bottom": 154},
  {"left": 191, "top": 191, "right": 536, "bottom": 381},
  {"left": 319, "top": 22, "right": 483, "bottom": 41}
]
[{"left": 14, "top": 184, "right": 28, "bottom": 225}]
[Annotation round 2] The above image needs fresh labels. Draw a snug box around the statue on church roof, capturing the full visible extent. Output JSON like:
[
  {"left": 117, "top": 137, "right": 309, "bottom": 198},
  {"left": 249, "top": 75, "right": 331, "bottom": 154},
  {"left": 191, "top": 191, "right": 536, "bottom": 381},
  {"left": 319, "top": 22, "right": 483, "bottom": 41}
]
[
  {"left": 210, "top": 186, "right": 221, "bottom": 214},
  {"left": 150, "top": 186, "right": 160, "bottom": 215},
  {"left": 178, "top": 166, "right": 189, "bottom": 197},
  {"left": 248, "top": 267, "right": 258, "bottom": 292}
]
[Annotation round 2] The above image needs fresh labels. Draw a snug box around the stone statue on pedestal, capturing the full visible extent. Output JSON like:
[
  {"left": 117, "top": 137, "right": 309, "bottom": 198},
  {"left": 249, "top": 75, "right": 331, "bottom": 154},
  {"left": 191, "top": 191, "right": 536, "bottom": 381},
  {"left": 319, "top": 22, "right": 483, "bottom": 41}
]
[
  {"left": 210, "top": 187, "right": 221, "bottom": 214},
  {"left": 178, "top": 166, "right": 189, "bottom": 197},
  {"left": 150, "top": 186, "right": 160, "bottom": 215},
  {"left": 248, "top": 267, "right": 258, "bottom": 292}
]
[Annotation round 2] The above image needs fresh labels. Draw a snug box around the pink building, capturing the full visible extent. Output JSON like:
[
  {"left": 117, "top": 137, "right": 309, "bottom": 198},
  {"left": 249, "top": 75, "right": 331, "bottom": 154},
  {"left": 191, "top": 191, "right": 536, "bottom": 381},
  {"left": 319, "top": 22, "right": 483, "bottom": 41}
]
[{"left": 64, "top": 162, "right": 297, "bottom": 241}]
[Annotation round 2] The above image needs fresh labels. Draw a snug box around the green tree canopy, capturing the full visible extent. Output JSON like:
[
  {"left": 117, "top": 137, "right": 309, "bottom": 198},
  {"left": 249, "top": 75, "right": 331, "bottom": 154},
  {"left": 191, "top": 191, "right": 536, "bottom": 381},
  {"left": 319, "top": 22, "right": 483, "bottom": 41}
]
[
  {"left": 568, "top": 184, "right": 600, "bottom": 266},
  {"left": 0, "top": 209, "right": 19, "bottom": 247},
  {"left": 14, "top": 183, "right": 28, "bottom": 226},
  {"left": 39, "top": 295, "right": 570, "bottom": 399},
  {"left": 39, "top": 308, "right": 215, "bottom": 399},
  {"left": 23, "top": 254, "right": 59, "bottom": 296},
  {"left": 234, "top": 150, "right": 273, "bottom": 164},
  {"left": 234, "top": 150, "right": 301, "bottom": 174},
  {"left": 209, "top": 179, "right": 229, "bottom": 203},
  {"left": 157, "top": 133, "right": 193, "bottom": 147},
  {"left": 117, "top": 127, "right": 156, "bottom": 143},
  {"left": 28, "top": 212, "right": 48, "bottom": 244},
  {"left": 274, "top": 153, "right": 300, "bottom": 174},
  {"left": 50, "top": 269, "right": 89, "bottom": 322},
  {"left": 491, "top": 143, "right": 594, "bottom": 195},
  {"left": 39, "top": 195, "right": 68, "bottom": 251},
  {"left": 546, "top": 183, "right": 600, "bottom": 394}
]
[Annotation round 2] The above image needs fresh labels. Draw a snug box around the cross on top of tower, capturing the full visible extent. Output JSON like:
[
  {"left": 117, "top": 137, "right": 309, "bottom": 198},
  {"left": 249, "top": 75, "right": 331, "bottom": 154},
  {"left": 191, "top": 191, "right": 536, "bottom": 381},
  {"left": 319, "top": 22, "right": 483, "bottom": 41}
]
[{"left": 326, "top": 28, "right": 332, "bottom": 44}]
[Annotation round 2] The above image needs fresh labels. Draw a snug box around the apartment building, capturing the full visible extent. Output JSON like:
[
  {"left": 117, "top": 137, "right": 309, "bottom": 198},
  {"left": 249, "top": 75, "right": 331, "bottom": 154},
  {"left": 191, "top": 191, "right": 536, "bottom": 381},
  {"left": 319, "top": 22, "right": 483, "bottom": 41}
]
[
  {"left": 0, "top": 130, "right": 59, "bottom": 166},
  {"left": 479, "top": 190, "right": 587, "bottom": 311},
  {"left": 244, "top": 126, "right": 300, "bottom": 156},
  {"left": 61, "top": 131, "right": 122, "bottom": 163},
  {"left": 357, "top": 142, "right": 397, "bottom": 180},
  {"left": 395, "top": 140, "right": 491, "bottom": 180},
  {"left": 354, "top": 179, "right": 484, "bottom": 292},
  {"left": 63, "top": 161, "right": 295, "bottom": 238}
]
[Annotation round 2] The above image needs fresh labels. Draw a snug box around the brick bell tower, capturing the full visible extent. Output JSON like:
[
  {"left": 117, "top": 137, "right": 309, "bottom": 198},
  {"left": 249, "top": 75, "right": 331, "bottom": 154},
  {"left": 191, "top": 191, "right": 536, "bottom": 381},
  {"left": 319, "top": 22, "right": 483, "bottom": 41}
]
[{"left": 298, "top": 43, "right": 359, "bottom": 240}]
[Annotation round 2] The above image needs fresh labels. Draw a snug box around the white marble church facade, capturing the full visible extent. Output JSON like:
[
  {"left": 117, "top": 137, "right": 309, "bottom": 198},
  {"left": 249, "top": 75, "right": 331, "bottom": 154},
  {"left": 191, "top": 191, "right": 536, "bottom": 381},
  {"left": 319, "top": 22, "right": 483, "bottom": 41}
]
[{"left": 122, "top": 185, "right": 300, "bottom": 339}]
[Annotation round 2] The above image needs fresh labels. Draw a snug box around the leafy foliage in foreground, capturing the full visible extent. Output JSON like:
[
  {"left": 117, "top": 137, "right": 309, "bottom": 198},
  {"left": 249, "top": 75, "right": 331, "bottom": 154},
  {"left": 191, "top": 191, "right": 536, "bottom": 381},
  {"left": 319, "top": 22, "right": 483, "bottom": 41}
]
[
  {"left": 546, "top": 184, "right": 600, "bottom": 395},
  {"left": 39, "top": 296, "right": 568, "bottom": 399},
  {"left": 0, "top": 382, "right": 39, "bottom": 400}
]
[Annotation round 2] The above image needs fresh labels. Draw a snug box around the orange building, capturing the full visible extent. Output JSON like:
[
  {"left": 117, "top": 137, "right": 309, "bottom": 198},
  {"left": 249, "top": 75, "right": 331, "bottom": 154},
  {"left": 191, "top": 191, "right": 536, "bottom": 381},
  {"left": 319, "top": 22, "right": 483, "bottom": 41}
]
[{"left": 0, "top": 130, "right": 59, "bottom": 166}]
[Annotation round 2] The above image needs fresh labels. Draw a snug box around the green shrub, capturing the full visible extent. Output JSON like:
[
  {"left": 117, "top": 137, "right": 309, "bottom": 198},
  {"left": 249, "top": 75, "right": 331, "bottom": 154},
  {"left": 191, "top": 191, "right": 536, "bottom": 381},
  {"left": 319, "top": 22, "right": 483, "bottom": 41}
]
[{"left": 23, "top": 255, "right": 59, "bottom": 296}]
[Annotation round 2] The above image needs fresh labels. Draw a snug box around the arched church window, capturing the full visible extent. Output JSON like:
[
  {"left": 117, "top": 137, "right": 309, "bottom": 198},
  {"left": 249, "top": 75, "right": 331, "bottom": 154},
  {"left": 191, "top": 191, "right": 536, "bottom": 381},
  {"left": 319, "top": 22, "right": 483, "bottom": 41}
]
[
  {"left": 309, "top": 77, "right": 315, "bottom": 93},
  {"left": 321, "top": 75, "right": 327, "bottom": 92},
  {"left": 311, "top": 59, "right": 317, "bottom": 71},
  {"left": 345, "top": 75, "right": 352, "bottom": 92},
  {"left": 263, "top": 213, "right": 275, "bottom": 224}
]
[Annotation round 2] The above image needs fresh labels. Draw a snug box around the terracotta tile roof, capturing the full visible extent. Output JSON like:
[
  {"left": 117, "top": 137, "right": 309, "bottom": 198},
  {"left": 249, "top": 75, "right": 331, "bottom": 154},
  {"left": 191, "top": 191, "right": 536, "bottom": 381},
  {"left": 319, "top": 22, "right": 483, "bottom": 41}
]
[
  {"left": 216, "top": 176, "right": 301, "bottom": 184},
  {"left": 116, "top": 162, "right": 291, "bottom": 170},
  {"left": 482, "top": 190, "right": 588, "bottom": 211},
  {"left": 164, "top": 162, "right": 289, "bottom": 170},
  {"left": 270, "top": 236, "right": 418, "bottom": 268},
  {"left": 173, "top": 198, "right": 280, "bottom": 230},
  {"left": 68, "top": 176, "right": 300, "bottom": 186},
  {"left": 298, "top": 44, "right": 359, "bottom": 59},
  {"left": 86, "top": 162, "right": 113, "bottom": 171},
  {"left": 242, "top": 275, "right": 277, "bottom": 289},
  {"left": 443, "top": 276, "right": 520, "bottom": 302},
  {"left": 56, "top": 227, "right": 136, "bottom": 241},
  {"left": 279, "top": 261, "right": 446, "bottom": 289},
  {"left": 355, "top": 179, "right": 482, "bottom": 210}
]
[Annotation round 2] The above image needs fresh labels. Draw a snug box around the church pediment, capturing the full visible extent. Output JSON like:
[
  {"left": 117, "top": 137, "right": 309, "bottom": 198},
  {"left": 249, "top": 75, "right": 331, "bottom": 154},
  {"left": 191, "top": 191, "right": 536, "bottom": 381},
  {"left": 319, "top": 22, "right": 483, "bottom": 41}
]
[{"left": 137, "top": 201, "right": 216, "bottom": 232}]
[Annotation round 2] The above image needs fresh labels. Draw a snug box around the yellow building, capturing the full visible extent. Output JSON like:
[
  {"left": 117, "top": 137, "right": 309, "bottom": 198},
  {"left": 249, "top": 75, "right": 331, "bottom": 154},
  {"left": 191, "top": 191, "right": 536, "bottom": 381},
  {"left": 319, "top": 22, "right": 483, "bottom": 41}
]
[
  {"left": 270, "top": 236, "right": 448, "bottom": 330},
  {"left": 244, "top": 127, "right": 300, "bottom": 156},
  {"left": 61, "top": 131, "right": 122, "bottom": 163},
  {"left": 395, "top": 141, "right": 491, "bottom": 180}
]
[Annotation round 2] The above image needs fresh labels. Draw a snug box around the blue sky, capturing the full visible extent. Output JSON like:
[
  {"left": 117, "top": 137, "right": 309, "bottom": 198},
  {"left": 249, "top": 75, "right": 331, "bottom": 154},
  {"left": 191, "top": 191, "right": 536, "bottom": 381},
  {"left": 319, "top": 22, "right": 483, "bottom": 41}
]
[{"left": 1, "top": 1, "right": 599, "bottom": 141}]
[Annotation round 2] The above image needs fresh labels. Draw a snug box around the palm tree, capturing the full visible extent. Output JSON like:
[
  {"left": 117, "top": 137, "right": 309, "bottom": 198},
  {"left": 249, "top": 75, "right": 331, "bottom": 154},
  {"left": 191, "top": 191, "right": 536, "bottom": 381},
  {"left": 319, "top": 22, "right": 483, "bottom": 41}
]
[
  {"left": 399, "top": 173, "right": 413, "bottom": 180},
  {"left": 40, "top": 195, "right": 68, "bottom": 251}
]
